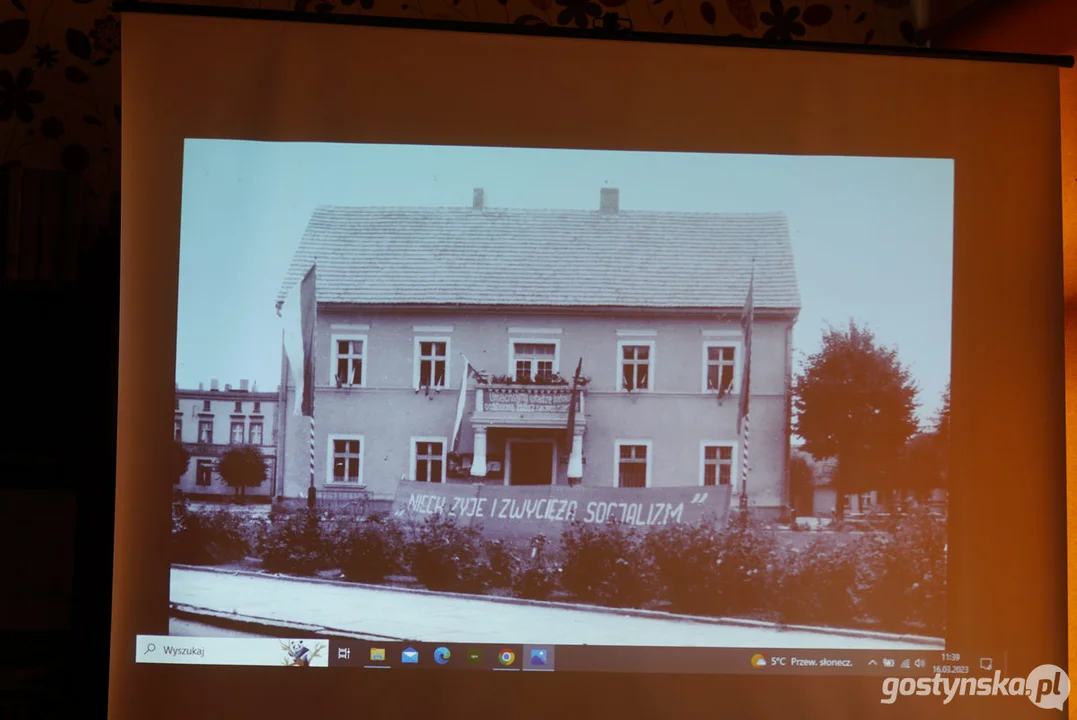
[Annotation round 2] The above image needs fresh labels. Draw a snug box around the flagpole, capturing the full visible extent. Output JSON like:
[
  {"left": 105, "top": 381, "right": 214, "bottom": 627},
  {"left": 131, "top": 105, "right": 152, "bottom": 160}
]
[{"left": 309, "top": 261, "right": 318, "bottom": 509}]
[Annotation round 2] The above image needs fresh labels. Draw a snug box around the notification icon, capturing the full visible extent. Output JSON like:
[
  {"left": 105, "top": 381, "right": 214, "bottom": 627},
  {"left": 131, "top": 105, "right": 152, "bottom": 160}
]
[
  {"left": 499, "top": 649, "right": 516, "bottom": 666},
  {"left": 751, "top": 654, "right": 767, "bottom": 668}
]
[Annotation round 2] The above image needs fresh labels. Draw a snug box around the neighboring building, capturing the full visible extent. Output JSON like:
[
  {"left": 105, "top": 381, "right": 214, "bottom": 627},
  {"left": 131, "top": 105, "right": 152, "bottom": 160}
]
[
  {"left": 791, "top": 447, "right": 947, "bottom": 518},
  {"left": 275, "top": 188, "right": 801, "bottom": 517},
  {"left": 174, "top": 379, "right": 279, "bottom": 501}
]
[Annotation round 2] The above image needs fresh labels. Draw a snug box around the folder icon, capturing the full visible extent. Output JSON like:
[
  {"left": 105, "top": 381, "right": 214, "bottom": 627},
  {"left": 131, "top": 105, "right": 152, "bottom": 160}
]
[
  {"left": 401, "top": 648, "right": 419, "bottom": 663},
  {"left": 370, "top": 648, "right": 385, "bottom": 661}
]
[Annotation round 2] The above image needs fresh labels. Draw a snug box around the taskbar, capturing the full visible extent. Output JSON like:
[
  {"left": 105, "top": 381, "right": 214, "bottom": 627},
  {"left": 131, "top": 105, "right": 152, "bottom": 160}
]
[{"left": 137, "top": 637, "right": 999, "bottom": 677}]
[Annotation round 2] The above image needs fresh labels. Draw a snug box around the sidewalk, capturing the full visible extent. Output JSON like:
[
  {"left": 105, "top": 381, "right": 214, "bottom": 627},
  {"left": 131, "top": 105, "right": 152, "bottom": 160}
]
[{"left": 171, "top": 566, "right": 943, "bottom": 649}]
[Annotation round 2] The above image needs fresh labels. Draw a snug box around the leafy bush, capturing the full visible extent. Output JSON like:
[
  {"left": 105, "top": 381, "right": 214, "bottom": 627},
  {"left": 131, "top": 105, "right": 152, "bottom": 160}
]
[
  {"left": 171, "top": 502, "right": 251, "bottom": 565},
  {"left": 340, "top": 516, "right": 407, "bottom": 583},
  {"left": 408, "top": 514, "right": 488, "bottom": 593},
  {"left": 645, "top": 521, "right": 724, "bottom": 615},
  {"left": 707, "top": 515, "right": 780, "bottom": 616},
  {"left": 511, "top": 535, "right": 559, "bottom": 601},
  {"left": 559, "top": 520, "right": 655, "bottom": 608},
  {"left": 483, "top": 539, "right": 519, "bottom": 589},
  {"left": 856, "top": 505, "right": 947, "bottom": 633},
  {"left": 259, "top": 508, "right": 327, "bottom": 576},
  {"left": 776, "top": 537, "right": 859, "bottom": 626}
]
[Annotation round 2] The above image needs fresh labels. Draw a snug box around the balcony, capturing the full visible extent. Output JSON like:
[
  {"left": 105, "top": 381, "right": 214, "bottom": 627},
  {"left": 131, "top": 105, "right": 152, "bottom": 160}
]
[{"left": 471, "top": 383, "right": 585, "bottom": 429}]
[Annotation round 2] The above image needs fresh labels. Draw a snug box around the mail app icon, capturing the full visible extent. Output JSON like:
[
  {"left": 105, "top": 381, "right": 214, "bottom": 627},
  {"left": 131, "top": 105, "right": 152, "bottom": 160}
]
[{"left": 402, "top": 647, "right": 419, "bottom": 664}]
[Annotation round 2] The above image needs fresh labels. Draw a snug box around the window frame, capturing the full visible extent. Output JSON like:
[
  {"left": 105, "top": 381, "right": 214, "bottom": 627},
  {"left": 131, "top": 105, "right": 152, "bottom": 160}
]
[
  {"left": 410, "top": 436, "right": 448, "bottom": 484},
  {"left": 325, "top": 433, "right": 365, "bottom": 487},
  {"left": 249, "top": 421, "right": 264, "bottom": 446},
  {"left": 617, "top": 339, "right": 656, "bottom": 393},
  {"left": 699, "top": 440, "right": 738, "bottom": 488},
  {"left": 230, "top": 420, "right": 245, "bottom": 445},
  {"left": 173, "top": 419, "right": 183, "bottom": 442},
  {"left": 197, "top": 420, "right": 214, "bottom": 444},
  {"left": 614, "top": 439, "right": 653, "bottom": 489},
  {"left": 701, "top": 339, "right": 743, "bottom": 394},
  {"left": 508, "top": 337, "right": 561, "bottom": 382},
  {"left": 330, "top": 333, "right": 368, "bottom": 388},
  {"left": 195, "top": 459, "right": 214, "bottom": 487},
  {"left": 413, "top": 336, "right": 452, "bottom": 391}
]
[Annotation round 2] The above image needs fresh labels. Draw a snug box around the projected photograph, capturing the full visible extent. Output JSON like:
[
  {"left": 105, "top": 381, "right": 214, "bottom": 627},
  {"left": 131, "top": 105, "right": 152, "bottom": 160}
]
[{"left": 169, "top": 141, "right": 953, "bottom": 651}]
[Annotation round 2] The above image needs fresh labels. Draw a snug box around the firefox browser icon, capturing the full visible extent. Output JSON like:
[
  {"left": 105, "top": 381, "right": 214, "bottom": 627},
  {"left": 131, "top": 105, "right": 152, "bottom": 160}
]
[{"left": 751, "top": 654, "right": 767, "bottom": 668}]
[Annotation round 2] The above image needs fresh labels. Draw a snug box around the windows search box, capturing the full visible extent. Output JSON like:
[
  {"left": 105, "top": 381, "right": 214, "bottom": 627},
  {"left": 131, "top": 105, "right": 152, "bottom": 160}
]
[{"left": 136, "top": 636, "right": 329, "bottom": 667}]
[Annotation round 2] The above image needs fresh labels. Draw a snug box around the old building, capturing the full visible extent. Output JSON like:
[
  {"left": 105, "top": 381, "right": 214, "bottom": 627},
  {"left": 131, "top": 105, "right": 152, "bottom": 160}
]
[
  {"left": 275, "top": 188, "right": 801, "bottom": 516},
  {"left": 174, "top": 379, "right": 279, "bottom": 500}
]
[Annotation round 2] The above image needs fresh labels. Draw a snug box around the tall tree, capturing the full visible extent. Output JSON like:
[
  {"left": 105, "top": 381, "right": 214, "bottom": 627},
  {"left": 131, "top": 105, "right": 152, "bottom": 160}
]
[
  {"left": 172, "top": 439, "right": 190, "bottom": 484},
  {"left": 217, "top": 445, "right": 268, "bottom": 501},
  {"left": 793, "top": 321, "right": 920, "bottom": 517}
]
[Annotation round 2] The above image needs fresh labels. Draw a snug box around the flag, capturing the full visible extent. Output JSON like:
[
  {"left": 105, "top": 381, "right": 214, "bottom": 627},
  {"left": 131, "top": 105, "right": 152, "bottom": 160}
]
[
  {"left": 450, "top": 354, "right": 473, "bottom": 453},
  {"left": 565, "top": 357, "right": 583, "bottom": 446},
  {"left": 737, "top": 270, "right": 754, "bottom": 435},
  {"left": 281, "top": 264, "right": 317, "bottom": 417}
]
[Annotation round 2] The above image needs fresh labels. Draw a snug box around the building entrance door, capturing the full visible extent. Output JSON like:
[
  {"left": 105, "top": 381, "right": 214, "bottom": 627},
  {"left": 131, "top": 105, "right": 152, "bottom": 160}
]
[{"left": 507, "top": 440, "right": 555, "bottom": 486}]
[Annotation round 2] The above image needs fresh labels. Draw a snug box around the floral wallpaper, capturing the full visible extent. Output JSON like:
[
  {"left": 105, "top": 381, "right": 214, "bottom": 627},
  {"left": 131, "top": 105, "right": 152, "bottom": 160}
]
[{"left": 0, "top": 0, "right": 920, "bottom": 247}]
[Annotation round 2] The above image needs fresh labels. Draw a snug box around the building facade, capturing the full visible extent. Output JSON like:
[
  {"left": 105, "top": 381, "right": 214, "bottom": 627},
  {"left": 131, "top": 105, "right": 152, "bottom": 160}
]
[
  {"left": 174, "top": 379, "right": 279, "bottom": 500},
  {"left": 276, "top": 188, "right": 801, "bottom": 516}
]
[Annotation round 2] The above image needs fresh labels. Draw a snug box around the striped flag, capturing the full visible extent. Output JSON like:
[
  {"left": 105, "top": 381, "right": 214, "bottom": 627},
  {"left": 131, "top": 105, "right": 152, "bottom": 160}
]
[
  {"left": 565, "top": 357, "right": 583, "bottom": 447},
  {"left": 737, "top": 269, "right": 754, "bottom": 434},
  {"left": 450, "top": 354, "right": 473, "bottom": 453},
  {"left": 281, "top": 265, "right": 317, "bottom": 417},
  {"left": 737, "top": 270, "right": 754, "bottom": 503}
]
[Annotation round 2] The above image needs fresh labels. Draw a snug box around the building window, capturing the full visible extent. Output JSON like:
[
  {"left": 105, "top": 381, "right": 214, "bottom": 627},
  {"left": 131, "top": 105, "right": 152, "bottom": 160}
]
[
  {"left": 703, "top": 342, "right": 738, "bottom": 394},
  {"left": 511, "top": 341, "right": 558, "bottom": 382},
  {"left": 198, "top": 420, "right": 213, "bottom": 444},
  {"left": 174, "top": 397, "right": 179, "bottom": 410},
  {"left": 230, "top": 421, "right": 245, "bottom": 445},
  {"left": 332, "top": 334, "right": 366, "bottom": 387},
  {"left": 615, "top": 440, "right": 652, "bottom": 488},
  {"left": 234, "top": 401, "right": 242, "bottom": 413},
  {"left": 412, "top": 438, "right": 447, "bottom": 483},
  {"left": 327, "top": 435, "right": 364, "bottom": 485},
  {"left": 202, "top": 399, "right": 211, "bottom": 412},
  {"left": 415, "top": 338, "right": 449, "bottom": 390},
  {"left": 253, "top": 401, "right": 261, "bottom": 413},
  {"left": 196, "top": 459, "right": 213, "bottom": 487},
  {"left": 249, "top": 422, "right": 263, "bottom": 446},
  {"left": 701, "top": 443, "right": 734, "bottom": 486},
  {"left": 174, "top": 419, "right": 183, "bottom": 442},
  {"left": 618, "top": 341, "right": 653, "bottom": 392}
]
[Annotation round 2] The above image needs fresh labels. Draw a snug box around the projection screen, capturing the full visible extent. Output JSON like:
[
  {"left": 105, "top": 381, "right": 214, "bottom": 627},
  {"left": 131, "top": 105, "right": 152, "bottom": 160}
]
[{"left": 114, "top": 6, "right": 1069, "bottom": 719}]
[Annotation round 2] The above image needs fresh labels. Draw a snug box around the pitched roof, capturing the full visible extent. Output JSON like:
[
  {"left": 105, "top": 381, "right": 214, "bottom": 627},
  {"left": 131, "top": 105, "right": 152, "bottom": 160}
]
[{"left": 276, "top": 204, "right": 801, "bottom": 311}]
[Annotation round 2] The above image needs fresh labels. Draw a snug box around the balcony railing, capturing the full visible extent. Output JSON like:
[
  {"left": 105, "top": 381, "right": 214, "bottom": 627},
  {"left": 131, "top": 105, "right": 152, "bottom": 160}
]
[{"left": 478, "top": 384, "right": 584, "bottom": 414}]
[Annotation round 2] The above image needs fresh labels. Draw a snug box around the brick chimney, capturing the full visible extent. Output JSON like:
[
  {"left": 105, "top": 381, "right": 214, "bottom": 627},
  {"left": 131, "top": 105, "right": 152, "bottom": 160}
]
[
  {"left": 210, "top": 379, "right": 219, "bottom": 392},
  {"left": 473, "top": 188, "right": 485, "bottom": 211},
  {"left": 240, "top": 379, "right": 249, "bottom": 392},
  {"left": 600, "top": 187, "right": 619, "bottom": 214}
]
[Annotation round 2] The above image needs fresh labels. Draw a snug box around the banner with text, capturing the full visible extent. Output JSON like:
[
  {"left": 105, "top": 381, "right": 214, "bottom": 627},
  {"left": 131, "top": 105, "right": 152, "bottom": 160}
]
[{"left": 390, "top": 482, "right": 733, "bottom": 539}]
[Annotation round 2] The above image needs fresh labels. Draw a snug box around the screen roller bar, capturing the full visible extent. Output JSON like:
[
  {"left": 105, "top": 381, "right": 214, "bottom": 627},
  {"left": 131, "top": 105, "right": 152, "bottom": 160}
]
[{"left": 109, "top": 1, "right": 1074, "bottom": 69}]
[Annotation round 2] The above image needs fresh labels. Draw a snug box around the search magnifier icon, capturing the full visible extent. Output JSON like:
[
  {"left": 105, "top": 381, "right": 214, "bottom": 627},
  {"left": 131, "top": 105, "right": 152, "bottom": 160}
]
[{"left": 144, "top": 643, "right": 156, "bottom": 655}]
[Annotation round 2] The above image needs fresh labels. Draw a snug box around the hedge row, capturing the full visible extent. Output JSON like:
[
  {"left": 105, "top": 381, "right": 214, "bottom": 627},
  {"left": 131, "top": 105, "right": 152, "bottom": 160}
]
[{"left": 171, "top": 501, "right": 946, "bottom": 635}]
